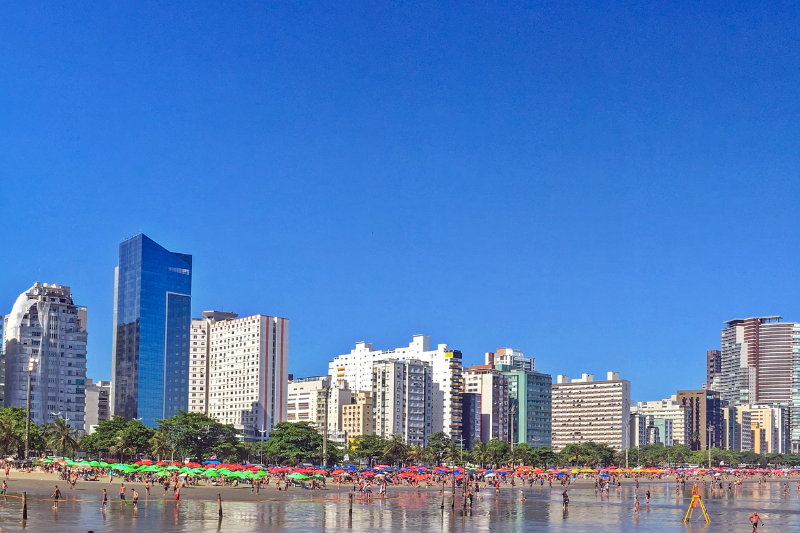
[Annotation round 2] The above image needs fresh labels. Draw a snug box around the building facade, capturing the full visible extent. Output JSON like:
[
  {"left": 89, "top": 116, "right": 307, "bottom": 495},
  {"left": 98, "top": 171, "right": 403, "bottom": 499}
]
[
  {"left": 3, "top": 283, "right": 87, "bottom": 431},
  {"left": 634, "top": 396, "right": 690, "bottom": 446},
  {"left": 485, "top": 348, "right": 534, "bottom": 371},
  {"left": 329, "top": 335, "right": 463, "bottom": 440},
  {"left": 372, "top": 359, "right": 433, "bottom": 446},
  {"left": 461, "top": 392, "right": 481, "bottom": 449},
  {"left": 706, "top": 350, "right": 721, "bottom": 389},
  {"left": 287, "top": 375, "right": 330, "bottom": 427},
  {"left": 502, "top": 368, "right": 552, "bottom": 448},
  {"left": 207, "top": 313, "right": 289, "bottom": 439},
  {"left": 551, "top": 372, "right": 631, "bottom": 451},
  {"left": 464, "top": 365, "right": 509, "bottom": 443},
  {"left": 84, "top": 379, "right": 111, "bottom": 433},
  {"left": 111, "top": 234, "right": 192, "bottom": 427},
  {"left": 676, "top": 389, "right": 724, "bottom": 451},
  {"left": 342, "top": 391, "right": 374, "bottom": 438}
]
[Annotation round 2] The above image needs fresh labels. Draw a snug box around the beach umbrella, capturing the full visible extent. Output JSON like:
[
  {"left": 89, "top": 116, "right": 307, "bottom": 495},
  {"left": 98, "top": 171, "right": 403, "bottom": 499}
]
[
  {"left": 287, "top": 473, "right": 309, "bottom": 480},
  {"left": 166, "top": 465, "right": 180, "bottom": 471}
]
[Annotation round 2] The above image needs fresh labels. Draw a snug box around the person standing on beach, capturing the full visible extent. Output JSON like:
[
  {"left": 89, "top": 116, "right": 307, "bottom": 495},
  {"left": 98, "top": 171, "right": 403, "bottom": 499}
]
[
  {"left": 132, "top": 488, "right": 139, "bottom": 508},
  {"left": 145, "top": 480, "right": 150, "bottom": 497},
  {"left": 562, "top": 490, "right": 569, "bottom": 511},
  {"left": 120, "top": 483, "right": 126, "bottom": 505},
  {"left": 101, "top": 488, "right": 108, "bottom": 511},
  {"left": 1, "top": 480, "right": 7, "bottom": 501}
]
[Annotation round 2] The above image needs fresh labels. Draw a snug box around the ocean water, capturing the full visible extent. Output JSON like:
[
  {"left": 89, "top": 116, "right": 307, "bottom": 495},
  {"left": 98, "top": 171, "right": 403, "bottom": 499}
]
[{"left": 0, "top": 482, "right": 797, "bottom": 532}]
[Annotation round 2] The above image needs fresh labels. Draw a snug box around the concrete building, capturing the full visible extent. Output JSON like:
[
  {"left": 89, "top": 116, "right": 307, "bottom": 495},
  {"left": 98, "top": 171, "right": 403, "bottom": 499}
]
[
  {"left": 319, "top": 383, "right": 354, "bottom": 445},
  {"left": 111, "top": 234, "right": 192, "bottom": 427},
  {"left": 464, "top": 365, "right": 509, "bottom": 443},
  {"left": 188, "top": 311, "right": 239, "bottom": 414},
  {"left": 461, "top": 392, "right": 481, "bottom": 449},
  {"left": 485, "top": 348, "right": 534, "bottom": 372},
  {"left": 372, "top": 359, "right": 433, "bottom": 446},
  {"left": 501, "top": 367, "right": 552, "bottom": 448},
  {"left": 706, "top": 350, "right": 721, "bottom": 389},
  {"left": 329, "top": 335, "right": 463, "bottom": 440},
  {"left": 342, "top": 391, "right": 374, "bottom": 438},
  {"left": 635, "top": 396, "right": 690, "bottom": 446},
  {"left": 207, "top": 313, "right": 289, "bottom": 439},
  {"left": 3, "top": 283, "right": 87, "bottom": 431},
  {"left": 0, "top": 314, "right": 4, "bottom": 405},
  {"left": 551, "top": 372, "right": 631, "bottom": 451},
  {"left": 676, "top": 390, "right": 724, "bottom": 451},
  {"left": 287, "top": 375, "right": 330, "bottom": 428},
  {"left": 84, "top": 379, "right": 111, "bottom": 433},
  {"left": 732, "top": 405, "right": 788, "bottom": 454}
]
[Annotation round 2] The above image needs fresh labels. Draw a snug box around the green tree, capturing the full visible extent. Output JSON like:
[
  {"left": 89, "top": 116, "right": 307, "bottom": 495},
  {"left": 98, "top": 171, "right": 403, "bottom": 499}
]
[
  {"left": 349, "top": 434, "right": 387, "bottom": 465},
  {"left": 531, "top": 446, "right": 557, "bottom": 467},
  {"left": 425, "top": 432, "right": 451, "bottom": 465},
  {"left": 511, "top": 442, "right": 534, "bottom": 466},
  {"left": 262, "top": 422, "right": 323, "bottom": 465},
  {"left": 487, "top": 439, "right": 510, "bottom": 467},
  {"left": 149, "top": 430, "right": 173, "bottom": 461},
  {"left": 46, "top": 418, "right": 78, "bottom": 457},
  {"left": 0, "top": 411, "right": 21, "bottom": 456},
  {"left": 156, "top": 411, "right": 239, "bottom": 461},
  {"left": 470, "top": 439, "right": 489, "bottom": 467}
]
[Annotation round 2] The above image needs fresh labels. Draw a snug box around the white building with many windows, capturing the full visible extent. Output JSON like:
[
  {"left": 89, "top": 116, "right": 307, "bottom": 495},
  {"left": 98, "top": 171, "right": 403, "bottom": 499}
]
[
  {"left": 551, "top": 372, "right": 631, "bottom": 451},
  {"left": 329, "top": 335, "right": 463, "bottom": 440},
  {"left": 207, "top": 313, "right": 289, "bottom": 439},
  {"left": 372, "top": 359, "right": 433, "bottom": 446},
  {"left": 3, "top": 283, "right": 87, "bottom": 432},
  {"left": 189, "top": 311, "right": 238, "bottom": 414}
]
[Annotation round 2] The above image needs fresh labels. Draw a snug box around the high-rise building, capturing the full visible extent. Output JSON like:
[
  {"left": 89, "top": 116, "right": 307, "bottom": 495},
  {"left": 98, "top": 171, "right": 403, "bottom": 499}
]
[
  {"left": 502, "top": 368, "right": 552, "bottom": 448},
  {"left": 464, "top": 365, "right": 509, "bottom": 443},
  {"left": 635, "top": 396, "right": 690, "bottom": 446},
  {"left": 706, "top": 350, "right": 721, "bottom": 388},
  {"left": 0, "top": 314, "right": 4, "bottom": 406},
  {"left": 287, "top": 375, "right": 330, "bottom": 428},
  {"left": 676, "top": 389, "right": 724, "bottom": 451},
  {"left": 329, "top": 335, "right": 463, "bottom": 440},
  {"left": 189, "top": 311, "right": 238, "bottom": 414},
  {"left": 84, "top": 379, "right": 111, "bottom": 433},
  {"left": 461, "top": 392, "right": 481, "bottom": 449},
  {"left": 372, "top": 359, "right": 433, "bottom": 446},
  {"left": 111, "top": 234, "right": 192, "bottom": 426},
  {"left": 730, "top": 405, "right": 788, "bottom": 454},
  {"left": 551, "top": 372, "right": 631, "bottom": 451},
  {"left": 485, "top": 348, "right": 534, "bottom": 372},
  {"left": 342, "top": 391, "right": 374, "bottom": 439},
  {"left": 3, "top": 283, "right": 87, "bottom": 431},
  {"left": 207, "top": 313, "right": 288, "bottom": 439}
]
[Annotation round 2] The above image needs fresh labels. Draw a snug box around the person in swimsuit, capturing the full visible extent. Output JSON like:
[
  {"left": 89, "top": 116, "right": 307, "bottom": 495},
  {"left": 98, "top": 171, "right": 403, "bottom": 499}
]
[
  {"left": 750, "top": 511, "right": 763, "bottom": 532},
  {"left": 52, "top": 485, "right": 61, "bottom": 510},
  {"left": 645, "top": 490, "right": 650, "bottom": 505},
  {"left": 562, "top": 490, "right": 569, "bottom": 510},
  {"left": 101, "top": 488, "right": 108, "bottom": 511},
  {"left": 634, "top": 495, "right": 639, "bottom": 514},
  {"left": 145, "top": 480, "right": 150, "bottom": 496},
  {"left": 132, "top": 488, "right": 139, "bottom": 508},
  {"left": 120, "top": 483, "right": 126, "bottom": 504},
  {"left": 1, "top": 480, "right": 7, "bottom": 501}
]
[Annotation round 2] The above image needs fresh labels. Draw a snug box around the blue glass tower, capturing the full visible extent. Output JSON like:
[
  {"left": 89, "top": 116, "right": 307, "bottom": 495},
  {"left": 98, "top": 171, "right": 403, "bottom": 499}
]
[{"left": 111, "top": 234, "right": 192, "bottom": 427}]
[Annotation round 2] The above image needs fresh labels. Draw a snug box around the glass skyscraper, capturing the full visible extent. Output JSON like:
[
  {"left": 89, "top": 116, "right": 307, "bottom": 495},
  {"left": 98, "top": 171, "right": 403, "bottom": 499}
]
[{"left": 111, "top": 233, "right": 192, "bottom": 427}]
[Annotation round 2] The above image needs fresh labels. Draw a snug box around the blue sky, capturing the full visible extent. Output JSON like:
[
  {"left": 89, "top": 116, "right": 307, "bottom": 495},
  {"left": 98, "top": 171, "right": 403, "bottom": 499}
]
[{"left": 1, "top": 1, "right": 799, "bottom": 402}]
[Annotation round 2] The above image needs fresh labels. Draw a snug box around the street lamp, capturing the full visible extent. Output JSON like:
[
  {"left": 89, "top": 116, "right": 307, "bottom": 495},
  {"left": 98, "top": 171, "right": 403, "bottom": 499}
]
[
  {"left": 258, "top": 428, "right": 268, "bottom": 465},
  {"left": 25, "top": 358, "right": 38, "bottom": 460}
]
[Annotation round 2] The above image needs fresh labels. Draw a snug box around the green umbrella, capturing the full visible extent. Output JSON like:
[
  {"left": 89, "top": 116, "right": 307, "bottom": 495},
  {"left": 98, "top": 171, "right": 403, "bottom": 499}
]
[
  {"left": 166, "top": 465, "right": 180, "bottom": 471},
  {"left": 205, "top": 471, "right": 220, "bottom": 478},
  {"left": 312, "top": 474, "right": 325, "bottom": 479},
  {"left": 89, "top": 461, "right": 101, "bottom": 467},
  {"left": 99, "top": 462, "right": 111, "bottom": 468},
  {"left": 287, "top": 473, "right": 309, "bottom": 480}
]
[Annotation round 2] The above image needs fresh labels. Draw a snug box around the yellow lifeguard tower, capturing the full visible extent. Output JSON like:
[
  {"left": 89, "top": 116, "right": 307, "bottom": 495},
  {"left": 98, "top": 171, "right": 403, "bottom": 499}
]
[{"left": 683, "top": 493, "right": 710, "bottom": 524}]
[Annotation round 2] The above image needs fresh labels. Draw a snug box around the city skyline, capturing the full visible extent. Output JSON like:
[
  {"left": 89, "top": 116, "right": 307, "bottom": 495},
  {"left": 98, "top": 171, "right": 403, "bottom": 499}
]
[{"left": 3, "top": 2, "right": 800, "bottom": 406}]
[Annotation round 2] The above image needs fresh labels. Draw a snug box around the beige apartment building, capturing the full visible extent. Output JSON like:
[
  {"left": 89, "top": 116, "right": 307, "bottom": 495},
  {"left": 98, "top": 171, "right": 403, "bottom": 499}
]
[
  {"left": 342, "top": 391, "right": 374, "bottom": 438},
  {"left": 551, "top": 372, "right": 631, "bottom": 451}
]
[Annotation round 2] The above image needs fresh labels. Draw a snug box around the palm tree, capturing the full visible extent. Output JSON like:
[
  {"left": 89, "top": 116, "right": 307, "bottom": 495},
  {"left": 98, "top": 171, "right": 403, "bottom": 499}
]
[
  {"left": 0, "top": 413, "right": 20, "bottom": 456},
  {"left": 383, "top": 434, "right": 407, "bottom": 466},
  {"left": 46, "top": 418, "right": 78, "bottom": 457},
  {"left": 471, "top": 440, "right": 489, "bottom": 468},
  {"left": 406, "top": 444, "right": 426, "bottom": 465},
  {"left": 149, "top": 430, "right": 172, "bottom": 461}
]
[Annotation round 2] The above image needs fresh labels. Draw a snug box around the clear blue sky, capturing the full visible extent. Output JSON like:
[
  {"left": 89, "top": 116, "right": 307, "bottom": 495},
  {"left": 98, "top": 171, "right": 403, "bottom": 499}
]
[{"left": 1, "top": 2, "right": 798, "bottom": 403}]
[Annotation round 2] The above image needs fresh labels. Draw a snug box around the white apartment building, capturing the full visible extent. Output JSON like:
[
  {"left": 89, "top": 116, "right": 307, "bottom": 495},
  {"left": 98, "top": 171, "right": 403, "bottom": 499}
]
[
  {"left": 189, "top": 311, "right": 239, "bottom": 414},
  {"left": 329, "top": 335, "right": 463, "bottom": 440},
  {"left": 3, "top": 283, "right": 87, "bottom": 431},
  {"left": 287, "top": 375, "right": 330, "bottom": 427},
  {"left": 551, "top": 372, "right": 631, "bottom": 451},
  {"left": 372, "top": 359, "right": 433, "bottom": 446},
  {"left": 635, "top": 395, "right": 690, "bottom": 446},
  {"left": 464, "top": 365, "right": 509, "bottom": 442},
  {"left": 84, "top": 379, "right": 111, "bottom": 434},
  {"left": 208, "top": 313, "right": 289, "bottom": 439},
  {"left": 486, "top": 348, "right": 534, "bottom": 371}
]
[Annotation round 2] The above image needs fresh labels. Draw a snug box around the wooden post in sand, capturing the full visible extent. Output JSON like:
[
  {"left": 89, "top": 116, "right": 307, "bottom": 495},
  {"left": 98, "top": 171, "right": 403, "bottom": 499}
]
[
  {"left": 22, "top": 491, "right": 27, "bottom": 520},
  {"left": 217, "top": 494, "right": 223, "bottom": 518},
  {"left": 348, "top": 492, "right": 353, "bottom": 516}
]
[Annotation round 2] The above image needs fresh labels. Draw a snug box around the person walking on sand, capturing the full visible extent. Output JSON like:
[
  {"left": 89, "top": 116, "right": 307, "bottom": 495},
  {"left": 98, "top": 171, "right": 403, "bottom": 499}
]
[{"left": 750, "top": 511, "right": 764, "bottom": 532}]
